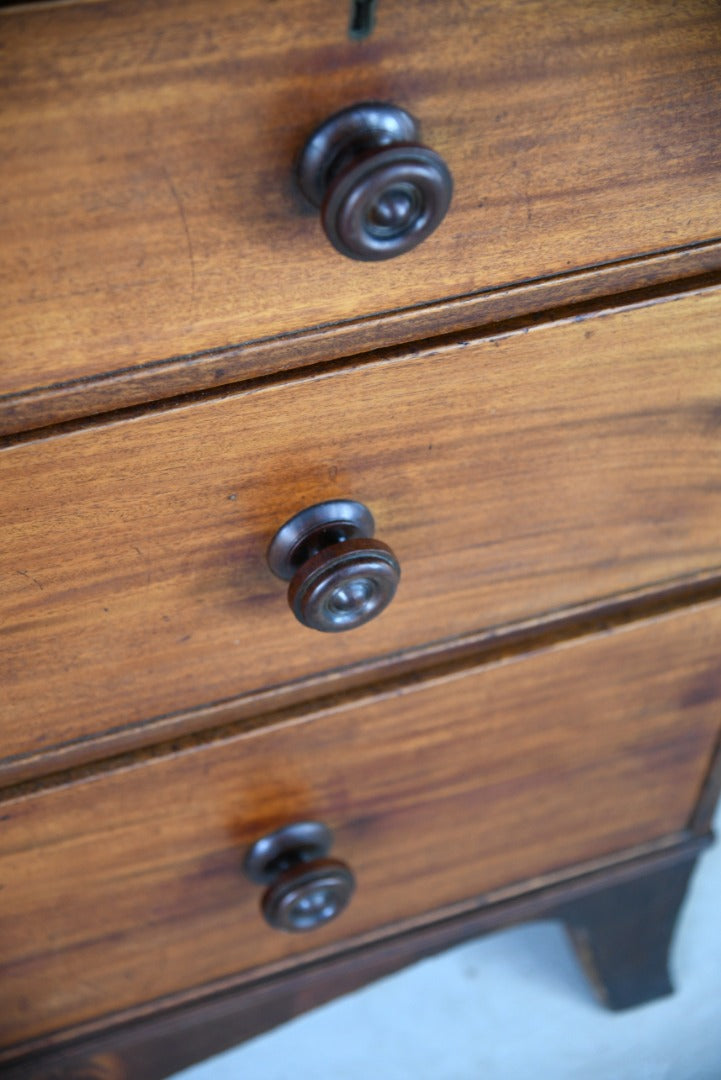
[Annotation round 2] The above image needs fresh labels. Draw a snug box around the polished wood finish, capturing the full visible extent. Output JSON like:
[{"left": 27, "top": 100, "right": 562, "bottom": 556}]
[
  {"left": 1, "top": 602, "right": 720, "bottom": 1049},
  {"left": 1, "top": 836, "right": 710, "bottom": 1080},
  {"left": 2, "top": 1, "right": 721, "bottom": 1073},
  {"left": 3, "top": 288, "right": 721, "bottom": 771},
  {"left": 2, "top": 0, "right": 720, "bottom": 407},
  {"left": 243, "top": 821, "right": 356, "bottom": 933},
  {"left": 2, "top": 247, "right": 721, "bottom": 438},
  {"left": 3, "top": 568, "right": 721, "bottom": 789},
  {"left": 296, "top": 102, "right": 453, "bottom": 262},
  {"left": 268, "top": 499, "right": 401, "bottom": 633}
]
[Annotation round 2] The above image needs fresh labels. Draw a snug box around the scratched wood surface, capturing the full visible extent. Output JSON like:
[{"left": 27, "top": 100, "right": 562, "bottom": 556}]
[
  {"left": 1, "top": 0, "right": 720, "bottom": 410},
  {"left": 2, "top": 288, "right": 721, "bottom": 772},
  {"left": 1, "top": 602, "right": 720, "bottom": 1051}
]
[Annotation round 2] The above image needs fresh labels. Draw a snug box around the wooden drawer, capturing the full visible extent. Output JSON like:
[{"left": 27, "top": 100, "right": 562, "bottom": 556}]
[
  {"left": 2, "top": 2, "right": 721, "bottom": 1075},
  {"left": 2, "top": 289, "right": 721, "bottom": 773},
  {"left": 2, "top": 0, "right": 720, "bottom": 412},
  {"left": 1, "top": 601, "right": 719, "bottom": 1053}
]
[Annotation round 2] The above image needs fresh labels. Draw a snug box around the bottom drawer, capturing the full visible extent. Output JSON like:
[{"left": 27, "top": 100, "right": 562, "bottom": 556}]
[{"left": 1, "top": 602, "right": 720, "bottom": 1051}]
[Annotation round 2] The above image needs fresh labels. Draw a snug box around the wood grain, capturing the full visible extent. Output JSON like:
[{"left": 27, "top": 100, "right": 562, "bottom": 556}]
[
  {"left": 0, "top": 602, "right": 719, "bottom": 1050},
  {"left": 3, "top": 568, "right": 721, "bottom": 790},
  {"left": 2, "top": 245, "right": 721, "bottom": 439},
  {"left": 1, "top": 837, "right": 709, "bottom": 1080},
  {"left": 2, "top": 289, "right": 721, "bottom": 768},
  {"left": 1, "top": 0, "right": 720, "bottom": 401}
]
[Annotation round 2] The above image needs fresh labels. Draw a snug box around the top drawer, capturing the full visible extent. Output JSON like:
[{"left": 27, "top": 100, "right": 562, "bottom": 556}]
[{"left": 2, "top": 0, "right": 721, "bottom": 402}]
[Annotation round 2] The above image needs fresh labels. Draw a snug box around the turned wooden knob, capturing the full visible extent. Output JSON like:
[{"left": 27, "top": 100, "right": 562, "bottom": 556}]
[
  {"left": 243, "top": 822, "right": 355, "bottom": 933},
  {"left": 297, "top": 102, "right": 453, "bottom": 261},
  {"left": 267, "top": 499, "right": 400, "bottom": 632}
]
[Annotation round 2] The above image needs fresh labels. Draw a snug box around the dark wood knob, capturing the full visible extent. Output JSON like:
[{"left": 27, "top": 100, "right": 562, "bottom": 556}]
[
  {"left": 297, "top": 102, "right": 453, "bottom": 261},
  {"left": 243, "top": 822, "right": 355, "bottom": 933},
  {"left": 267, "top": 499, "right": 400, "bottom": 632}
]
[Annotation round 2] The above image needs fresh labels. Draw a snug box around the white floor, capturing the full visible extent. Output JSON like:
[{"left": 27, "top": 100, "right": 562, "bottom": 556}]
[{"left": 176, "top": 808, "right": 721, "bottom": 1080}]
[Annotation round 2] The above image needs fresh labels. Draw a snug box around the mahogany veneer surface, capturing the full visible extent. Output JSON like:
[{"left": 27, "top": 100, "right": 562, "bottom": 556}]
[
  {"left": 2, "top": 289, "right": 721, "bottom": 768},
  {"left": 1, "top": 601, "right": 720, "bottom": 1052},
  {"left": 1, "top": 0, "right": 720, "bottom": 398},
  {"left": 2, "top": 1, "right": 721, "bottom": 1073}
]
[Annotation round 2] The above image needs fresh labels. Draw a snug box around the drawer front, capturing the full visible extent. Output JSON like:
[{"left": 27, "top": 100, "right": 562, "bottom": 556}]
[
  {"left": 2, "top": 0, "right": 720, "bottom": 397},
  {"left": 1, "top": 602, "right": 720, "bottom": 1050},
  {"left": 2, "top": 290, "right": 721, "bottom": 768}
]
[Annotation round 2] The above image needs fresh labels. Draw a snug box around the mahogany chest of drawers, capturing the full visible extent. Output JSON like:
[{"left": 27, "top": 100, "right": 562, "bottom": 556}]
[{"left": 1, "top": 2, "right": 721, "bottom": 1077}]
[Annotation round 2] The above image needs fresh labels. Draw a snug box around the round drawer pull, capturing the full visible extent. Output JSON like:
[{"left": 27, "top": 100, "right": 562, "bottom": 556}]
[
  {"left": 297, "top": 102, "right": 453, "bottom": 261},
  {"left": 243, "top": 822, "right": 355, "bottom": 933},
  {"left": 267, "top": 499, "right": 400, "bottom": 633}
]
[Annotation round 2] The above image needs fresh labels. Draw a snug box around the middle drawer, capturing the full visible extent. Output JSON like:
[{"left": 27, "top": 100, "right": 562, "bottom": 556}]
[{"left": 2, "top": 289, "right": 721, "bottom": 769}]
